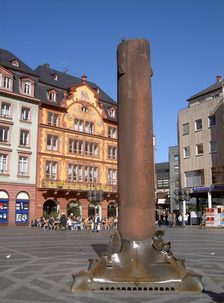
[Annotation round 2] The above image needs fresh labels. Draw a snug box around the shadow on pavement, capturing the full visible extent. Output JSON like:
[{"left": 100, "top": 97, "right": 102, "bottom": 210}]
[
  {"left": 204, "top": 290, "right": 224, "bottom": 303},
  {"left": 91, "top": 244, "right": 109, "bottom": 257}
]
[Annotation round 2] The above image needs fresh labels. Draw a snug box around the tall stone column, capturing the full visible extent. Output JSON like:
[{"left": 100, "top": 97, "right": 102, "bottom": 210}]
[
  {"left": 71, "top": 39, "right": 203, "bottom": 293},
  {"left": 117, "top": 39, "right": 155, "bottom": 241}
]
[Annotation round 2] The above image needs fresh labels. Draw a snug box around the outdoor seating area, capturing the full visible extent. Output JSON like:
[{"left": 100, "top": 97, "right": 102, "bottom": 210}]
[{"left": 31, "top": 215, "right": 118, "bottom": 232}]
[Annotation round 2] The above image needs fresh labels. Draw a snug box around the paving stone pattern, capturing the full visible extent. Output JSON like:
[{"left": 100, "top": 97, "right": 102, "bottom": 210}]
[{"left": 0, "top": 226, "right": 223, "bottom": 303}]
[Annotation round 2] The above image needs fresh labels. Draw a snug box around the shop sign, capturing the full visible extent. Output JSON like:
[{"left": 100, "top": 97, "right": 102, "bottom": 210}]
[{"left": 192, "top": 187, "right": 210, "bottom": 192}]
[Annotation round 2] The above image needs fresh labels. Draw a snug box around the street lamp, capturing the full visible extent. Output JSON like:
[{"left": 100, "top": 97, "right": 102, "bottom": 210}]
[
  {"left": 87, "top": 190, "right": 104, "bottom": 219},
  {"left": 174, "top": 188, "right": 191, "bottom": 227},
  {"left": 87, "top": 190, "right": 104, "bottom": 204}
]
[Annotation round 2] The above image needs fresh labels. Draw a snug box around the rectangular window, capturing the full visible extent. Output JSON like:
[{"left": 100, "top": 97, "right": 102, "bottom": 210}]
[
  {"left": 85, "top": 121, "right": 94, "bottom": 134},
  {"left": 24, "top": 81, "right": 31, "bottom": 95},
  {"left": 182, "top": 123, "right": 189, "bottom": 135},
  {"left": 0, "top": 126, "right": 9, "bottom": 143},
  {"left": 20, "top": 130, "right": 29, "bottom": 146},
  {"left": 68, "top": 164, "right": 83, "bottom": 182},
  {"left": 108, "top": 169, "right": 117, "bottom": 185},
  {"left": 1, "top": 102, "right": 11, "bottom": 117},
  {"left": 174, "top": 165, "right": 179, "bottom": 171},
  {"left": 195, "top": 119, "right": 202, "bottom": 131},
  {"left": 185, "top": 170, "right": 204, "bottom": 187},
  {"left": 47, "top": 134, "right": 58, "bottom": 151},
  {"left": 208, "top": 115, "right": 216, "bottom": 127},
  {"left": 3, "top": 76, "right": 11, "bottom": 90},
  {"left": 196, "top": 143, "right": 203, "bottom": 156},
  {"left": 49, "top": 91, "right": 56, "bottom": 101},
  {"left": 0, "top": 153, "right": 8, "bottom": 174},
  {"left": 47, "top": 112, "right": 58, "bottom": 126},
  {"left": 69, "top": 139, "right": 83, "bottom": 154},
  {"left": 108, "top": 126, "right": 117, "bottom": 139},
  {"left": 209, "top": 141, "right": 217, "bottom": 153},
  {"left": 84, "top": 166, "right": 98, "bottom": 183},
  {"left": 108, "top": 146, "right": 117, "bottom": 160},
  {"left": 174, "top": 155, "right": 179, "bottom": 161},
  {"left": 183, "top": 146, "right": 190, "bottom": 158},
  {"left": 85, "top": 142, "right": 98, "bottom": 157},
  {"left": 18, "top": 156, "right": 28, "bottom": 176},
  {"left": 157, "top": 179, "right": 169, "bottom": 188},
  {"left": 69, "top": 139, "right": 73, "bottom": 153},
  {"left": 46, "top": 161, "right": 57, "bottom": 180},
  {"left": 74, "top": 119, "right": 84, "bottom": 132},
  {"left": 21, "top": 107, "right": 31, "bottom": 121}
]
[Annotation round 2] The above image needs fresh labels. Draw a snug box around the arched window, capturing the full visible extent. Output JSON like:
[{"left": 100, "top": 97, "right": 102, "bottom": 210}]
[
  {"left": 88, "top": 203, "right": 101, "bottom": 220},
  {"left": 43, "top": 199, "right": 58, "bottom": 218},
  {"left": 67, "top": 200, "right": 82, "bottom": 218},
  {"left": 107, "top": 201, "right": 118, "bottom": 218},
  {"left": 24, "top": 81, "right": 31, "bottom": 95},
  {"left": 48, "top": 90, "right": 57, "bottom": 102},
  {"left": 21, "top": 78, "right": 34, "bottom": 96},
  {"left": 0, "top": 190, "right": 9, "bottom": 223},
  {"left": 15, "top": 192, "right": 29, "bottom": 224}
]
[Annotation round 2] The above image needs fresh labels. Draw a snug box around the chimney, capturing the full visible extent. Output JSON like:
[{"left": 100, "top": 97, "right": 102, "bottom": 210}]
[
  {"left": 216, "top": 75, "right": 222, "bottom": 82},
  {"left": 81, "top": 74, "right": 87, "bottom": 83},
  {"left": 43, "top": 63, "right": 50, "bottom": 68}
]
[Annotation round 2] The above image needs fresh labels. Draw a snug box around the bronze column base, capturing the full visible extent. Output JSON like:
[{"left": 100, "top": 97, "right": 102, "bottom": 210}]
[{"left": 71, "top": 230, "right": 203, "bottom": 293}]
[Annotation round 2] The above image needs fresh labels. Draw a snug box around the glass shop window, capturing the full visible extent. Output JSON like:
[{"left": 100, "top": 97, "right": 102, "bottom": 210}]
[
  {"left": 0, "top": 199, "right": 8, "bottom": 223},
  {"left": 15, "top": 200, "right": 29, "bottom": 223}
]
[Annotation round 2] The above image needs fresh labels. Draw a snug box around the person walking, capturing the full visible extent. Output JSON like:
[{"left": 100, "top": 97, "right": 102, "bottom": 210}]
[{"left": 93, "top": 214, "right": 100, "bottom": 232}]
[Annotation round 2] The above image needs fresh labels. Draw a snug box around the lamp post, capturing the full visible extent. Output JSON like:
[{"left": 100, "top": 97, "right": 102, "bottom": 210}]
[{"left": 174, "top": 188, "right": 191, "bottom": 227}]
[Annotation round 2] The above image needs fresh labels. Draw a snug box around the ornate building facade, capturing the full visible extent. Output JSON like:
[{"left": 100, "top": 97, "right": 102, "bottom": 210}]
[{"left": 35, "top": 65, "right": 118, "bottom": 221}]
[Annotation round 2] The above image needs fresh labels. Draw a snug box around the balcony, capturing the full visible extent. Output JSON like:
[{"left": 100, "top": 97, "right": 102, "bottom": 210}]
[{"left": 40, "top": 180, "right": 117, "bottom": 193}]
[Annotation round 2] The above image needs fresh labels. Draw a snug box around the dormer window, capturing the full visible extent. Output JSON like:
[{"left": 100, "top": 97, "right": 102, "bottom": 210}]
[
  {"left": 108, "top": 107, "right": 116, "bottom": 118},
  {"left": 48, "top": 90, "right": 57, "bottom": 102},
  {"left": 53, "top": 74, "right": 58, "bottom": 81},
  {"left": 21, "top": 78, "right": 34, "bottom": 97},
  {"left": 12, "top": 60, "right": 19, "bottom": 67},
  {"left": 24, "top": 81, "right": 31, "bottom": 94},
  {"left": 0, "top": 73, "right": 13, "bottom": 91}
]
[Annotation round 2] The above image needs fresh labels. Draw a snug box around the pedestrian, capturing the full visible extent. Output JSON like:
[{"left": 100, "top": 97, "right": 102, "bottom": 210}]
[
  {"left": 168, "top": 213, "right": 173, "bottom": 227},
  {"left": 60, "top": 212, "right": 67, "bottom": 230},
  {"left": 172, "top": 213, "right": 176, "bottom": 227},
  {"left": 93, "top": 214, "right": 100, "bottom": 232}
]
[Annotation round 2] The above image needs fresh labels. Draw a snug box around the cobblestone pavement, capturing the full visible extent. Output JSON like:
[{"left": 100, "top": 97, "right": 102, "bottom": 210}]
[{"left": 0, "top": 226, "right": 223, "bottom": 303}]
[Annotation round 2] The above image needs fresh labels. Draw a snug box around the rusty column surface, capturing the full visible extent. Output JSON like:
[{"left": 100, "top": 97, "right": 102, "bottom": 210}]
[{"left": 118, "top": 39, "right": 155, "bottom": 241}]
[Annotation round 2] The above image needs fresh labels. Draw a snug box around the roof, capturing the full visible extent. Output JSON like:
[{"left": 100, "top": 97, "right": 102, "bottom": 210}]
[
  {"left": 0, "top": 48, "right": 37, "bottom": 76},
  {"left": 187, "top": 80, "right": 222, "bottom": 101},
  {"left": 35, "top": 64, "right": 117, "bottom": 121},
  {"left": 35, "top": 65, "right": 116, "bottom": 105},
  {"left": 0, "top": 48, "right": 117, "bottom": 120}
]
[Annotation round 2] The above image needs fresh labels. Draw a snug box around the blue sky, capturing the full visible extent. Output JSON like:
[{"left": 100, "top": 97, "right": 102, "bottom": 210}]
[{"left": 1, "top": 0, "right": 223, "bottom": 163}]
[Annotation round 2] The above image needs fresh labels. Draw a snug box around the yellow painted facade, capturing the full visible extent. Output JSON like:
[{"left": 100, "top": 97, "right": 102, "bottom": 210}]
[{"left": 37, "top": 83, "right": 117, "bottom": 195}]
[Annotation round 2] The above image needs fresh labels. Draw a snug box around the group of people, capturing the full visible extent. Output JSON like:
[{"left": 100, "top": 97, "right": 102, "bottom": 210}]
[
  {"left": 156, "top": 209, "right": 191, "bottom": 227},
  {"left": 31, "top": 214, "right": 118, "bottom": 232}
]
